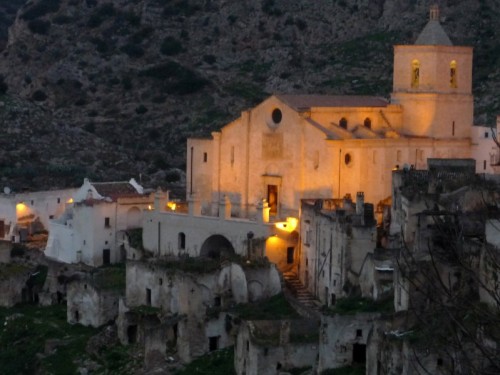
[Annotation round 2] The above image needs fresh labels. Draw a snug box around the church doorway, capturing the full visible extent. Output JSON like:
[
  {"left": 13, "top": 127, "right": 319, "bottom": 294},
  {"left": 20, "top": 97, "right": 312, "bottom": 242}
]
[{"left": 267, "top": 185, "right": 278, "bottom": 215}]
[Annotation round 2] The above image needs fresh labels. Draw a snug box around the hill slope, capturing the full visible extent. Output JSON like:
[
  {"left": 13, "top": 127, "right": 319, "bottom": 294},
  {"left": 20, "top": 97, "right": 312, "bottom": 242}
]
[{"left": 0, "top": 0, "right": 499, "bottom": 191}]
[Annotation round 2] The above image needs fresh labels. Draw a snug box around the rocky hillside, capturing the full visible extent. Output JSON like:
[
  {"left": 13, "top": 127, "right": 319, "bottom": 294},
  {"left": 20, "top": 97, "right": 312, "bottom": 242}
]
[{"left": 0, "top": 0, "right": 499, "bottom": 192}]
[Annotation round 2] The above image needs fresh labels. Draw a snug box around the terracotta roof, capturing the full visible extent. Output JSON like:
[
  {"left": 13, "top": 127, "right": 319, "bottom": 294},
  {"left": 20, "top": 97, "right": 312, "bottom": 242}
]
[
  {"left": 276, "top": 94, "right": 389, "bottom": 110},
  {"left": 91, "top": 182, "right": 142, "bottom": 200}
]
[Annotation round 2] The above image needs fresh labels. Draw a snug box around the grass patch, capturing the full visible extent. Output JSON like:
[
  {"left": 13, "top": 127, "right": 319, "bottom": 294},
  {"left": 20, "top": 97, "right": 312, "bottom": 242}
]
[
  {"left": 231, "top": 293, "right": 299, "bottom": 320},
  {"left": 174, "top": 346, "right": 235, "bottom": 375},
  {"left": 0, "top": 262, "right": 30, "bottom": 279},
  {"left": 94, "top": 264, "right": 126, "bottom": 291},
  {"left": 0, "top": 304, "right": 98, "bottom": 375},
  {"left": 324, "top": 296, "right": 393, "bottom": 315}
]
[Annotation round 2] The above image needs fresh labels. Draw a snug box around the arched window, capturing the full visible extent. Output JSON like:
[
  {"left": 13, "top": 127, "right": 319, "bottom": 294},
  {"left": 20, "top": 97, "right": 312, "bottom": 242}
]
[
  {"left": 450, "top": 60, "right": 457, "bottom": 88},
  {"left": 411, "top": 60, "right": 420, "bottom": 88},
  {"left": 339, "top": 117, "right": 348, "bottom": 129},
  {"left": 178, "top": 232, "right": 186, "bottom": 250},
  {"left": 364, "top": 117, "right": 372, "bottom": 129}
]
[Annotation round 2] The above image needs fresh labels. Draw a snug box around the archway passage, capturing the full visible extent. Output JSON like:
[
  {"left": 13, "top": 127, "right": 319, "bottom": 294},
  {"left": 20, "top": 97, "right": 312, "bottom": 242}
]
[{"left": 200, "top": 235, "right": 235, "bottom": 259}]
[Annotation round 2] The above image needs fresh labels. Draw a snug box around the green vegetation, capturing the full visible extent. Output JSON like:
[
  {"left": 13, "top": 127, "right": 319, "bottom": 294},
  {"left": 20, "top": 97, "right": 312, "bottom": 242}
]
[
  {"left": 0, "top": 263, "right": 29, "bottom": 280},
  {"left": 129, "top": 305, "right": 161, "bottom": 316},
  {"left": 231, "top": 293, "right": 299, "bottom": 320},
  {"left": 158, "top": 257, "right": 221, "bottom": 274},
  {"left": 139, "top": 61, "right": 208, "bottom": 95},
  {"left": 88, "top": 3, "right": 115, "bottom": 28},
  {"left": 160, "top": 36, "right": 184, "bottom": 56},
  {"left": 321, "top": 364, "right": 365, "bottom": 375},
  {"left": 0, "top": 304, "right": 97, "bottom": 375},
  {"left": 224, "top": 81, "right": 268, "bottom": 105},
  {"left": 94, "top": 264, "right": 126, "bottom": 291},
  {"left": 174, "top": 346, "right": 235, "bottom": 375},
  {"left": 28, "top": 19, "right": 51, "bottom": 35},
  {"left": 324, "top": 296, "right": 393, "bottom": 315},
  {"left": 0, "top": 304, "right": 141, "bottom": 374},
  {"left": 127, "top": 228, "right": 143, "bottom": 250},
  {"left": 21, "top": 0, "right": 61, "bottom": 21}
]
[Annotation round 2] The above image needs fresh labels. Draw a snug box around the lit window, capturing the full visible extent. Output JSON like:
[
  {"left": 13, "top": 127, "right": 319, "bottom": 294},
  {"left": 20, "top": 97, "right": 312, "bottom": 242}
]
[
  {"left": 411, "top": 60, "right": 420, "bottom": 88},
  {"left": 450, "top": 60, "right": 457, "bottom": 88}
]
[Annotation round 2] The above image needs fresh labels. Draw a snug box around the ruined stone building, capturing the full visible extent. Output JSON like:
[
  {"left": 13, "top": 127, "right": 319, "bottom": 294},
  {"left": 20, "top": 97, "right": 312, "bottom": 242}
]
[
  {"left": 45, "top": 178, "right": 153, "bottom": 266},
  {"left": 234, "top": 320, "right": 319, "bottom": 375},
  {"left": 118, "top": 258, "right": 281, "bottom": 364},
  {"left": 367, "top": 158, "right": 500, "bottom": 374},
  {"left": 299, "top": 194, "right": 378, "bottom": 307}
]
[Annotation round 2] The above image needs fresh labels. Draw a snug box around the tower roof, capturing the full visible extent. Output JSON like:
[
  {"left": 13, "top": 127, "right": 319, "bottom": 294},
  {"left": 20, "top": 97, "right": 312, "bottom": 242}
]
[{"left": 415, "top": 5, "right": 452, "bottom": 46}]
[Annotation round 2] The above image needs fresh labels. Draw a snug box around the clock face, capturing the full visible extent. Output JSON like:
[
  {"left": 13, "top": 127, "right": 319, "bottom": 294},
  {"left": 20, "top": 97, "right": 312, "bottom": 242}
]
[{"left": 268, "top": 108, "right": 282, "bottom": 129}]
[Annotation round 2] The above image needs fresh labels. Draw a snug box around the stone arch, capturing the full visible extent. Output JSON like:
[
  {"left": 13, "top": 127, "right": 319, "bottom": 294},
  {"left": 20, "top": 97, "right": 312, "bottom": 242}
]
[
  {"left": 126, "top": 206, "right": 142, "bottom": 229},
  {"left": 200, "top": 234, "right": 235, "bottom": 259}
]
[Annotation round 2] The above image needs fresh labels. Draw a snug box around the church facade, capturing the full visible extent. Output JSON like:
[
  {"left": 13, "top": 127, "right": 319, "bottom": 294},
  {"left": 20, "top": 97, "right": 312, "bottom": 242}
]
[{"left": 187, "top": 6, "right": 492, "bottom": 221}]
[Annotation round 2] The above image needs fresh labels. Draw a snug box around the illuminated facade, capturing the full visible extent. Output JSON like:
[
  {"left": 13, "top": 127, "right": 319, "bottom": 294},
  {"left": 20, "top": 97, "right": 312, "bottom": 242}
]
[{"left": 187, "top": 7, "right": 496, "bottom": 222}]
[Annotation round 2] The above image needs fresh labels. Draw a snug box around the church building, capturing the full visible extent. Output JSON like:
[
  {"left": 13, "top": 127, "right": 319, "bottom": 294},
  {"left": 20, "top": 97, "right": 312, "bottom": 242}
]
[{"left": 187, "top": 5, "right": 491, "bottom": 220}]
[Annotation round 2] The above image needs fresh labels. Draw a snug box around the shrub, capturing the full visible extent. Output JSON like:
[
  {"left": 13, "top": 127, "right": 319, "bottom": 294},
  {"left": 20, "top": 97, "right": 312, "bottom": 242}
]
[
  {"left": 203, "top": 54, "right": 216, "bottom": 64},
  {"left": 160, "top": 36, "right": 183, "bottom": 56},
  {"left": 87, "top": 3, "right": 115, "bottom": 28},
  {"left": 84, "top": 122, "right": 95, "bottom": 133},
  {"left": 32, "top": 90, "right": 47, "bottom": 101},
  {"left": 140, "top": 61, "right": 209, "bottom": 95},
  {"left": 91, "top": 37, "right": 109, "bottom": 54},
  {"left": 28, "top": 19, "right": 51, "bottom": 35},
  {"left": 21, "top": 0, "right": 61, "bottom": 21},
  {"left": 262, "top": 0, "right": 282, "bottom": 16},
  {"left": 53, "top": 15, "right": 72, "bottom": 25},
  {"left": 135, "top": 104, "right": 148, "bottom": 114},
  {"left": 0, "top": 75, "right": 7, "bottom": 95},
  {"left": 120, "top": 43, "right": 144, "bottom": 58},
  {"left": 165, "top": 170, "right": 180, "bottom": 182}
]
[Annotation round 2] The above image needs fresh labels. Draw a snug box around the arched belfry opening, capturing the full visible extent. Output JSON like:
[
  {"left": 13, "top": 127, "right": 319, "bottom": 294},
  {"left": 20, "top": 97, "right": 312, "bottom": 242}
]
[
  {"left": 450, "top": 60, "right": 457, "bottom": 88},
  {"left": 411, "top": 60, "right": 420, "bottom": 88},
  {"left": 200, "top": 235, "right": 235, "bottom": 259}
]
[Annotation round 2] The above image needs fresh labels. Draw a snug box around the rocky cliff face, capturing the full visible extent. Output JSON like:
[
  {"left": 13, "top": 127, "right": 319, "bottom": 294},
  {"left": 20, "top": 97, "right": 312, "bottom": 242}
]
[{"left": 0, "top": 0, "right": 499, "bottom": 191}]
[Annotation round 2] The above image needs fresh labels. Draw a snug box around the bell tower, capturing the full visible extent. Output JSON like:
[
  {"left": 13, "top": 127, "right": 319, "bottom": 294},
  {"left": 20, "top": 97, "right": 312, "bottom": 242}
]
[{"left": 391, "top": 5, "right": 473, "bottom": 138}]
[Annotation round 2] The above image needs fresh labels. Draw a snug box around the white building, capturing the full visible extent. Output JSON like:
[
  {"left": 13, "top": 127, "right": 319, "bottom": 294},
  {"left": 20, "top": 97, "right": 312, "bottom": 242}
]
[
  {"left": 45, "top": 178, "right": 153, "bottom": 266},
  {"left": 0, "top": 188, "right": 76, "bottom": 242}
]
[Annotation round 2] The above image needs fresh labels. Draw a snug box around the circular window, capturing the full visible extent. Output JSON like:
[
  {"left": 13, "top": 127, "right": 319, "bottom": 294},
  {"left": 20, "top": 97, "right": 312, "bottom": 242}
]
[
  {"left": 272, "top": 108, "right": 282, "bottom": 124},
  {"left": 344, "top": 153, "right": 352, "bottom": 165}
]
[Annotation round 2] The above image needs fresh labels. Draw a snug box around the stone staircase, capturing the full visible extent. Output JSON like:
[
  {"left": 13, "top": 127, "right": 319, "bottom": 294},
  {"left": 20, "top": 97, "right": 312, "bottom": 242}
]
[{"left": 282, "top": 271, "right": 321, "bottom": 312}]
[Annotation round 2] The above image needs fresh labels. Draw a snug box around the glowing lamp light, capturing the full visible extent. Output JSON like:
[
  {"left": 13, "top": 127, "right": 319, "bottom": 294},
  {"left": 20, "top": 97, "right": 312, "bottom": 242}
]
[
  {"left": 16, "top": 202, "right": 27, "bottom": 213},
  {"left": 275, "top": 217, "right": 298, "bottom": 233},
  {"left": 148, "top": 205, "right": 152, "bottom": 210},
  {"left": 67, "top": 198, "right": 74, "bottom": 203},
  {"left": 167, "top": 201, "right": 177, "bottom": 211}
]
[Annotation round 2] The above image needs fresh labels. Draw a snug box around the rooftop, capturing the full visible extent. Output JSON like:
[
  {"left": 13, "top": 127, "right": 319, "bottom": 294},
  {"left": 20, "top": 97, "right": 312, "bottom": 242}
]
[
  {"left": 276, "top": 94, "right": 388, "bottom": 111},
  {"left": 415, "top": 5, "right": 452, "bottom": 46}
]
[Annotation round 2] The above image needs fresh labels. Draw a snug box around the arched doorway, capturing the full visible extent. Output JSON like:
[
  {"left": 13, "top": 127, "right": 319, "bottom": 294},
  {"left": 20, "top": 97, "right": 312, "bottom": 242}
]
[{"left": 200, "top": 235, "right": 235, "bottom": 259}]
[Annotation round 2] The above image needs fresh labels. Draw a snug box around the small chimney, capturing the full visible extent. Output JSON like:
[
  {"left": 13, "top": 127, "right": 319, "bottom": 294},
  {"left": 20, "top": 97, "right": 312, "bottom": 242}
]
[{"left": 356, "top": 192, "right": 365, "bottom": 216}]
